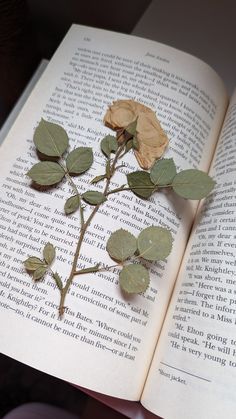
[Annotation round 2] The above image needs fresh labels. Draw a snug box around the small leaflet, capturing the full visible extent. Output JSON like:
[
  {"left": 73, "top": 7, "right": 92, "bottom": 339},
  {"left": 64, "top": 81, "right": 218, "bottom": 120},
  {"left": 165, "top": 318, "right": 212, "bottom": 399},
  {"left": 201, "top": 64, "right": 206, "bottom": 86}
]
[
  {"left": 119, "top": 264, "right": 150, "bottom": 293},
  {"left": 33, "top": 119, "right": 69, "bottom": 157},
  {"left": 101, "top": 135, "right": 118, "bottom": 158},
  {"left": 43, "top": 242, "right": 56, "bottom": 265},
  {"left": 137, "top": 226, "right": 172, "bottom": 261},
  {"left": 106, "top": 229, "right": 137, "bottom": 262},
  {"left": 127, "top": 171, "right": 155, "bottom": 199},
  {"left": 150, "top": 158, "right": 176, "bottom": 186},
  {"left": 124, "top": 137, "right": 139, "bottom": 153},
  {"left": 82, "top": 191, "right": 106, "bottom": 205},
  {"left": 53, "top": 272, "right": 63, "bottom": 290},
  {"left": 125, "top": 139, "right": 133, "bottom": 153},
  {"left": 66, "top": 147, "right": 93, "bottom": 174},
  {"left": 172, "top": 169, "right": 215, "bottom": 199},
  {"left": 27, "top": 161, "right": 65, "bottom": 186},
  {"left": 132, "top": 135, "right": 139, "bottom": 150},
  {"left": 33, "top": 266, "right": 48, "bottom": 281},
  {"left": 64, "top": 195, "right": 80, "bottom": 214},
  {"left": 125, "top": 119, "right": 137, "bottom": 137},
  {"left": 24, "top": 257, "right": 44, "bottom": 271}
]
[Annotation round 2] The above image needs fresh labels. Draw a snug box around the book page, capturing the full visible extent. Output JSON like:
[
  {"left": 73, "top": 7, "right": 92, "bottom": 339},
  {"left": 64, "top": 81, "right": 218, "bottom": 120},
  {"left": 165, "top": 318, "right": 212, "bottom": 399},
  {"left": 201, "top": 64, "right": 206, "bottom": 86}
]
[
  {"left": 0, "top": 25, "right": 227, "bottom": 400},
  {"left": 142, "top": 90, "right": 236, "bottom": 418}
]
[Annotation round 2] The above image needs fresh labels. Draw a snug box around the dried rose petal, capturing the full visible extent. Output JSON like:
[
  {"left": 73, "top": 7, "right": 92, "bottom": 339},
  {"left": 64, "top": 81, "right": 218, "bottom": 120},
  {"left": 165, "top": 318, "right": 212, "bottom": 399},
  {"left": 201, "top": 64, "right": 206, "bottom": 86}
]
[
  {"left": 104, "top": 100, "right": 137, "bottom": 129},
  {"left": 135, "top": 112, "right": 169, "bottom": 169},
  {"left": 104, "top": 99, "right": 169, "bottom": 169}
]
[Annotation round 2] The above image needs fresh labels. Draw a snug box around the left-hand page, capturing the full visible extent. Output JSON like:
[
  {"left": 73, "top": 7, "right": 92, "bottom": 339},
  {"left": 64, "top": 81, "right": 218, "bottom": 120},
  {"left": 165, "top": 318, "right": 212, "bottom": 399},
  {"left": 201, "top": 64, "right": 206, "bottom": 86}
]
[
  {"left": 0, "top": 24, "right": 167, "bottom": 401},
  {"left": 0, "top": 25, "right": 152, "bottom": 401}
]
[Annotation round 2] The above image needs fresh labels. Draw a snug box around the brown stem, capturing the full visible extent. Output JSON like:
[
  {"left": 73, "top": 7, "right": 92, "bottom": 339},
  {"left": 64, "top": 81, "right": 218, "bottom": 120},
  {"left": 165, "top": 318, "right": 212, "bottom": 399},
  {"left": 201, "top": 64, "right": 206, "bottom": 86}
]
[
  {"left": 58, "top": 143, "right": 125, "bottom": 317},
  {"left": 62, "top": 162, "right": 85, "bottom": 226},
  {"left": 74, "top": 263, "right": 121, "bottom": 275}
]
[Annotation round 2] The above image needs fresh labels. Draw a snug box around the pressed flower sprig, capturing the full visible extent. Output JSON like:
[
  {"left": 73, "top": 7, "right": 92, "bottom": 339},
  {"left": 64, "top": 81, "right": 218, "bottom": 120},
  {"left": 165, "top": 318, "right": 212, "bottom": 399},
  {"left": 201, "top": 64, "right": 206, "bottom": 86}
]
[{"left": 24, "top": 100, "right": 215, "bottom": 318}]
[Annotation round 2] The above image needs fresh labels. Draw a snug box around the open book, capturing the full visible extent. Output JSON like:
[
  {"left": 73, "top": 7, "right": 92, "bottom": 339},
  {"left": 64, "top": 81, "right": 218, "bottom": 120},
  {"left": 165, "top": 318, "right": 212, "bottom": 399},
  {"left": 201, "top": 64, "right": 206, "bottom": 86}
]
[{"left": 0, "top": 25, "right": 235, "bottom": 419}]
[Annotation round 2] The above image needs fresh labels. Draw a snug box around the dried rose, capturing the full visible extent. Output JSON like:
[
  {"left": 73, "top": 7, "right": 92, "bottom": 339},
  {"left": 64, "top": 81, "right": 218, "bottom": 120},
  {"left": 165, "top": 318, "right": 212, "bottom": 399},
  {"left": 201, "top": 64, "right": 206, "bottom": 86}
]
[
  {"left": 104, "top": 100, "right": 137, "bottom": 129},
  {"left": 104, "top": 100, "right": 169, "bottom": 169},
  {"left": 135, "top": 111, "right": 168, "bottom": 169}
]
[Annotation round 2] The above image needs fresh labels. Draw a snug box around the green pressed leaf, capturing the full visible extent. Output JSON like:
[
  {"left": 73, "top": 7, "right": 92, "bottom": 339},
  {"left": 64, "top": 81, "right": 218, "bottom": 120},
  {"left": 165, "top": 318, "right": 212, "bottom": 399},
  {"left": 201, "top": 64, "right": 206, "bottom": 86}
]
[
  {"left": 150, "top": 158, "right": 177, "bottom": 186},
  {"left": 33, "top": 119, "right": 69, "bottom": 157},
  {"left": 172, "top": 169, "right": 215, "bottom": 199},
  {"left": 127, "top": 171, "right": 155, "bottom": 199},
  {"left": 125, "top": 136, "right": 139, "bottom": 153},
  {"left": 24, "top": 257, "right": 44, "bottom": 271},
  {"left": 119, "top": 264, "right": 150, "bottom": 293},
  {"left": 43, "top": 242, "right": 55, "bottom": 265},
  {"left": 27, "top": 161, "right": 65, "bottom": 185},
  {"left": 53, "top": 272, "right": 63, "bottom": 290},
  {"left": 137, "top": 226, "right": 172, "bottom": 261},
  {"left": 107, "top": 229, "right": 137, "bottom": 262},
  {"left": 125, "top": 139, "right": 133, "bottom": 153},
  {"left": 101, "top": 135, "right": 118, "bottom": 158},
  {"left": 66, "top": 147, "right": 93, "bottom": 174},
  {"left": 126, "top": 119, "right": 137, "bottom": 137},
  {"left": 64, "top": 195, "right": 80, "bottom": 214},
  {"left": 132, "top": 135, "right": 139, "bottom": 150},
  {"left": 90, "top": 174, "right": 107, "bottom": 184},
  {"left": 33, "top": 266, "right": 48, "bottom": 281},
  {"left": 82, "top": 191, "right": 106, "bottom": 205}
]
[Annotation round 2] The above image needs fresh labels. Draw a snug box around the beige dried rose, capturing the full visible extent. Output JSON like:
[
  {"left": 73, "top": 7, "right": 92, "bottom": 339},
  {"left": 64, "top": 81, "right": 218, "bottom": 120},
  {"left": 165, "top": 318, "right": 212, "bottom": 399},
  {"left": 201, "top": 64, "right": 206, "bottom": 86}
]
[{"left": 104, "top": 99, "right": 169, "bottom": 169}]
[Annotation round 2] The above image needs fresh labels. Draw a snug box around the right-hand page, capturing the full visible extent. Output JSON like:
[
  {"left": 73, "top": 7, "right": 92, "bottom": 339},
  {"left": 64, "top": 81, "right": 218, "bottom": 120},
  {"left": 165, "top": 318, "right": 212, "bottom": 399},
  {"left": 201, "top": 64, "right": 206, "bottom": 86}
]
[{"left": 142, "top": 90, "right": 236, "bottom": 418}]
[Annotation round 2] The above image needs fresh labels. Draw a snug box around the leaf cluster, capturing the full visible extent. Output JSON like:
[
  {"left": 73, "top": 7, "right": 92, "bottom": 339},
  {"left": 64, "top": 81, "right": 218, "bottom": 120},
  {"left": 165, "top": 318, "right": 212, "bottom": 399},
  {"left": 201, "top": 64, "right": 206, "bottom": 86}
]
[
  {"left": 106, "top": 226, "right": 172, "bottom": 293},
  {"left": 26, "top": 119, "right": 95, "bottom": 216},
  {"left": 90, "top": 135, "right": 118, "bottom": 186},
  {"left": 127, "top": 158, "right": 215, "bottom": 200},
  {"left": 27, "top": 120, "right": 91, "bottom": 184},
  {"left": 24, "top": 242, "right": 63, "bottom": 290},
  {"left": 90, "top": 121, "right": 138, "bottom": 186},
  {"left": 24, "top": 243, "right": 52, "bottom": 278}
]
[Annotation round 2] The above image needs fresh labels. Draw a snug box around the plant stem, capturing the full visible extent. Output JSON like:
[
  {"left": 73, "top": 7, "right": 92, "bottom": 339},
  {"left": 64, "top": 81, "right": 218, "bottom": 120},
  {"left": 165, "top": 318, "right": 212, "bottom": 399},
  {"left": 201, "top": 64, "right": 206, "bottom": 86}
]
[
  {"left": 63, "top": 166, "right": 85, "bottom": 226},
  {"left": 58, "top": 144, "right": 125, "bottom": 318},
  {"left": 106, "top": 184, "right": 172, "bottom": 196},
  {"left": 74, "top": 263, "right": 120, "bottom": 276}
]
